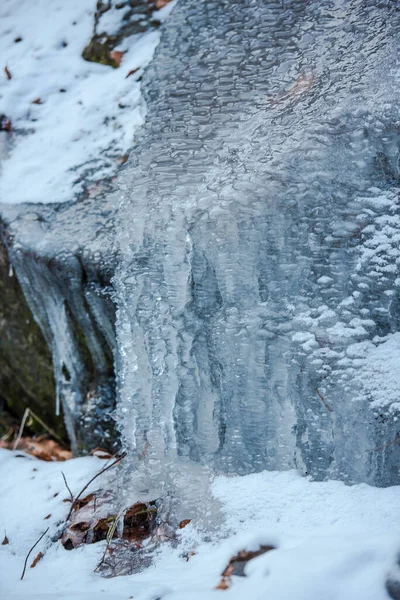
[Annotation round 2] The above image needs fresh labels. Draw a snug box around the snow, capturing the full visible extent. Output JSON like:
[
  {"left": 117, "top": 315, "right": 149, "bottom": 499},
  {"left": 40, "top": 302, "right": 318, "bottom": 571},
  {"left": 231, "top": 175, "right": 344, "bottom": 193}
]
[
  {"left": 0, "top": 0, "right": 162, "bottom": 204},
  {"left": 1, "top": 448, "right": 400, "bottom": 599},
  {"left": 352, "top": 333, "right": 400, "bottom": 412}
]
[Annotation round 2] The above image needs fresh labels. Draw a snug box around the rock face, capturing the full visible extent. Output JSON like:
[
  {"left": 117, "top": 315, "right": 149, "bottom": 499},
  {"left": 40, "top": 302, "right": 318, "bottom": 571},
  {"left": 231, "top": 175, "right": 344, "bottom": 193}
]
[
  {"left": 0, "top": 196, "right": 119, "bottom": 454},
  {"left": 0, "top": 0, "right": 173, "bottom": 451},
  {"left": 387, "top": 554, "right": 400, "bottom": 600},
  {"left": 0, "top": 235, "right": 63, "bottom": 440},
  {"left": 115, "top": 0, "right": 400, "bottom": 486},
  {"left": 82, "top": 0, "right": 171, "bottom": 68}
]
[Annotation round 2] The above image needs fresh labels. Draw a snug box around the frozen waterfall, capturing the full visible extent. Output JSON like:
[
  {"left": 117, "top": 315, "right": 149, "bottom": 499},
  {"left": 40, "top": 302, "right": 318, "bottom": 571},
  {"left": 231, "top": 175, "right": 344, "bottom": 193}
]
[{"left": 114, "top": 0, "right": 400, "bottom": 498}]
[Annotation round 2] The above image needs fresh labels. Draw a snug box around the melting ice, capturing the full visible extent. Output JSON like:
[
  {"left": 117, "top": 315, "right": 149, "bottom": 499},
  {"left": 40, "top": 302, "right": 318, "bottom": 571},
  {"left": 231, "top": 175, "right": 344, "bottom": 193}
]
[{"left": 114, "top": 0, "right": 400, "bottom": 510}]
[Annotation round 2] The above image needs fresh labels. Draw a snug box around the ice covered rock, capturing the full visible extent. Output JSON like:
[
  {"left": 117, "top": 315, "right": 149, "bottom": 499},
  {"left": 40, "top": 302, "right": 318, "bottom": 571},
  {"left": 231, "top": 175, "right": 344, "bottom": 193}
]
[{"left": 115, "top": 0, "right": 400, "bottom": 486}]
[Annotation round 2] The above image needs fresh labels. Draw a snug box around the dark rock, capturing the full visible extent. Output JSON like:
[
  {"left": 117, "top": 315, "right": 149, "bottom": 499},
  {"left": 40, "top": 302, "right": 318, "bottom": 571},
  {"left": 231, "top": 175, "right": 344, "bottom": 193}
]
[
  {"left": 387, "top": 555, "right": 400, "bottom": 600},
  {"left": 0, "top": 235, "right": 65, "bottom": 441},
  {"left": 82, "top": 0, "right": 166, "bottom": 68},
  {"left": 82, "top": 38, "right": 122, "bottom": 68},
  {"left": 387, "top": 579, "right": 400, "bottom": 600},
  {"left": 0, "top": 196, "right": 119, "bottom": 454},
  {"left": 0, "top": 0, "right": 173, "bottom": 453}
]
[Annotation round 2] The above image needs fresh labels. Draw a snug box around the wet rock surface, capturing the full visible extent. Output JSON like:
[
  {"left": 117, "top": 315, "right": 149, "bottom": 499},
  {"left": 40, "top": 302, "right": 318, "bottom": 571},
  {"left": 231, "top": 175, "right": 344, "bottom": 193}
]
[
  {"left": 0, "top": 0, "right": 176, "bottom": 452},
  {"left": 0, "top": 196, "right": 119, "bottom": 454},
  {"left": 0, "top": 235, "right": 64, "bottom": 440}
]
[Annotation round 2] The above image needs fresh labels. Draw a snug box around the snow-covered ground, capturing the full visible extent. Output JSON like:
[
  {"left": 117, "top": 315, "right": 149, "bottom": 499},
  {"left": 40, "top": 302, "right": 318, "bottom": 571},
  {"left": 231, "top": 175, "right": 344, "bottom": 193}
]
[
  {"left": 0, "top": 0, "right": 174, "bottom": 204},
  {"left": 1, "top": 448, "right": 399, "bottom": 599}
]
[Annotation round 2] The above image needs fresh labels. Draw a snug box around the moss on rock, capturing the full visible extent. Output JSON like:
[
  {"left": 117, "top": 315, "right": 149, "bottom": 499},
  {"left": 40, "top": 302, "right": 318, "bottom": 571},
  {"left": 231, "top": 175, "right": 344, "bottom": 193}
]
[{"left": 0, "top": 237, "right": 67, "bottom": 442}]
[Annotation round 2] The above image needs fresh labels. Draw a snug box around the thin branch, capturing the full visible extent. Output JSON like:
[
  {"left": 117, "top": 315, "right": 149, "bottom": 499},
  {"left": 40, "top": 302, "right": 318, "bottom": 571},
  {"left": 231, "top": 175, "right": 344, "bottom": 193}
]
[
  {"left": 12, "top": 407, "right": 66, "bottom": 450},
  {"left": 28, "top": 408, "right": 66, "bottom": 446},
  {"left": 94, "top": 512, "right": 121, "bottom": 572},
  {"left": 13, "top": 408, "right": 30, "bottom": 450},
  {"left": 20, "top": 528, "right": 49, "bottom": 580},
  {"left": 315, "top": 388, "right": 333, "bottom": 413},
  {"left": 61, "top": 472, "right": 73, "bottom": 502},
  {"left": 66, "top": 453, "right": 126, "bottom": 522},
  {"left": 1, "top": 426, "right": 13, "bottom": 442}
]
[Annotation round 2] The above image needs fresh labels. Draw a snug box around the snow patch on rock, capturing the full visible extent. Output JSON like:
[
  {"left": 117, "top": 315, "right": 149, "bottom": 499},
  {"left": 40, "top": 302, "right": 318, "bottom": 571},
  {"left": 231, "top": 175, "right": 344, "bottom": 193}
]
[{"left": 0, "top": 0, "right": 163, "bottom": 204}]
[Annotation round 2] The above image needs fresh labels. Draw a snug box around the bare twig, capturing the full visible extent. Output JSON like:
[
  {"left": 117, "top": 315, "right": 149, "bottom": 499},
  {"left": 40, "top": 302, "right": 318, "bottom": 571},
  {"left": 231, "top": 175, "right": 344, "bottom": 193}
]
[
  {"left": 12, "top": 407, "right": 66, "bottom": 450},
  {"left": 94, "top": 512, "right": 121, "bottom": 572},
  {"left": 0, "top": 426, "right": 13, "bottom": 442},
  {"left": 28, "top": 408, "right": 66, "bottom": 446},
  {"left": 66, "top": 453, "right": 126, "bottom": 522},
  {"left": 61, "top": 472, "right": 73, "bottom": 502},
  {"left": 13, "top": 408, "right": 30, "bottom": 450},
  {"left": 315, "top": 388, "right": 333, "bottom": 413},
  {"left": 20, "top": 528, "right": 49, "bottom": 580},
  {"left": 93, "top": 505, "right": 157, "bottom": 572}
]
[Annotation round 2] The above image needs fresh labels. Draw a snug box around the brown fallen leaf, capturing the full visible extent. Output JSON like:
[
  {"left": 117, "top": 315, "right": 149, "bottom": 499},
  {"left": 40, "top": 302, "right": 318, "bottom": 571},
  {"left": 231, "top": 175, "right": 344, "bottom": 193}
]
[
  {"left": 31, "top": 98, "right": 43, "bottom": 105},
  {"left": 185, "top": 551, "right": 196, "bottom": 562},
  {"left": 126, "top": 67, "right": 139, "bottom": 79},
  {"left": 9, "top": 437, "right": 72, "bottom": 462},
  {"left": 90, "top": 448, "right": 113, "bottom": 459},
  {"left": 44, "top": 514, "right": 51, "bottom": 520},
  {"left": 62, "top": 490, "right": 158, "bottom": 551},
  {"left": 154, "top": 0, "right": 173, "bottom": 8},
  {"left": 216, "top": 545, "right": 276, "bottom": 590},
  {"left": 179, "top": 519, "right": 191, "bottom": 529},
  {"left": 110, "top": 50, "right": 124, "bottom": 67},
  {"left": 0, "top": 115, "right": 12, "bottom": 132},
  {"left": 216, "top": 577, "right": 230, "bottom": 591},
  {"left": 2, "top": 533, "right": 9, "bottom": 545},
  {"left": 30, "top": 551, "right": 43, "bottom": 568},
  {"left": 4, "top": 66, "right": 12, "bottom": 80},
  {"left": 123, "top": 501, "right": 157, "bottom": 542}
]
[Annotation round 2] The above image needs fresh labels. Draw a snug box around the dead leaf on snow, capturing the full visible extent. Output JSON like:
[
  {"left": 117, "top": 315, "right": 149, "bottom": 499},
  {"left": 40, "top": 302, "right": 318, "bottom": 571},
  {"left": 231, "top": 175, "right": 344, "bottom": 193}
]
[
  {"left": 31, "top": 98, "right": 43, "bottom": 105},
  {"left": 4, "top": 66, "right": 12, "bottom": 80},
  {"left": 30, "top": 551, "right": 43, "bottom": 568},
  {"left": 0, "top": 115, "right": 12, "bottom": 132},
  {"left": 216, "top": 545, "right": 276, "bottom": 590},
  {"left": 216, "top": 578, "right": 230, "bottom": 591},
  {"left": 154, "top": 0, "right": 174, "bottom": 8},
  {"left": 90, "top": 448, "right": 113, "bottom": 459},
  {"left": 110, "top": 50, "right": 124, "bottom": 66},
  {"left": 8, "top": 437, "right": 72, "bottom": 462},
  {"left": 179, "top": 519, "right": 191, "bottom": 529},
  {"left": 2, "top": 533, "right": 9, "bottom": 545},
  {"left": 61, "top": 490, "right": 158, "bottom": 551},
  {"left": 126, "top": 67, "right": 139, "bottom": 79},
  {"left": 185, "top": 551, "right": 196, "bottom": 562}
]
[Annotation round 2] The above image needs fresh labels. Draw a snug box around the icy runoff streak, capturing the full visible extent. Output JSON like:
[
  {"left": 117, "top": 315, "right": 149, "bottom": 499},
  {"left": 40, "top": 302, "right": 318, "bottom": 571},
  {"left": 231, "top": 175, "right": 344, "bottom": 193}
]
[{"left": 115, "top": 0, "right": 400, "bottom": 496}]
